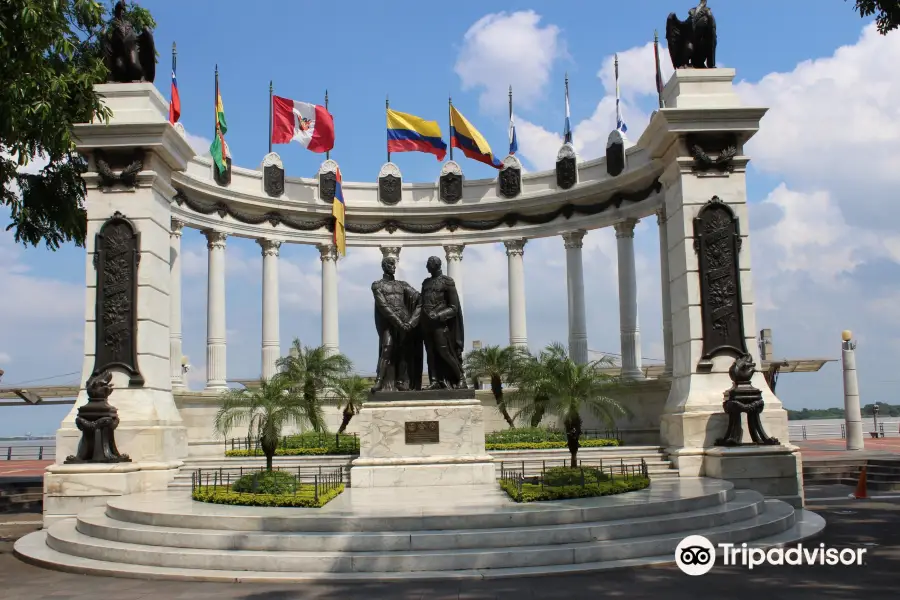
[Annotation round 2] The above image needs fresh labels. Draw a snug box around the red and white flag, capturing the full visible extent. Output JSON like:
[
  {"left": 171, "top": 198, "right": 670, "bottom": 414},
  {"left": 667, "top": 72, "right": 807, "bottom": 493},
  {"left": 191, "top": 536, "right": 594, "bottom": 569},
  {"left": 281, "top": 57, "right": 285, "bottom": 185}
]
[{"left": 272, "top": 95, "right": 335, "bottom": 153}]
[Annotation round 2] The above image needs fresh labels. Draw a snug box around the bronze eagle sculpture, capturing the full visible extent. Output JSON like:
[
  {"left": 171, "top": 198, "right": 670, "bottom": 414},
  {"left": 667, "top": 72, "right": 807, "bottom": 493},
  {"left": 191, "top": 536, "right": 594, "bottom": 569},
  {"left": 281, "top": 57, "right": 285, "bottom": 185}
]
[
  {"left": 101, "top": 1, "right": 156, "bottom": 83},
  {"left": 665, "top": 0, "right": 717, "bottom": 70}
]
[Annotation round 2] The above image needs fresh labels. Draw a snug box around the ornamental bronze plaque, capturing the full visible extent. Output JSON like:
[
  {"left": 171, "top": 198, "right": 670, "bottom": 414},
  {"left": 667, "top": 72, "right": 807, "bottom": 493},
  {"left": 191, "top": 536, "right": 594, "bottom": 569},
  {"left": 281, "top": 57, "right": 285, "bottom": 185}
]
[{"left": 405, "top": 421, "right": 439, "bottom": 444}]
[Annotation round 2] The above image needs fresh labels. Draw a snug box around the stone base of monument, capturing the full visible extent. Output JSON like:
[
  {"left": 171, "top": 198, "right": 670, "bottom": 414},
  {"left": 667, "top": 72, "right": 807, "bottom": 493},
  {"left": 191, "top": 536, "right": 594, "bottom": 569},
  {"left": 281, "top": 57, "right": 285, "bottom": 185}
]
[
  {"left": 350, "top": 391, "right": 496, "bottom": 488},
  {"left": 43, "top": 461, "right": 183, "bottom": 528},
  {"left": 703, "top": 445, "right": 805, "bottom": 509}
]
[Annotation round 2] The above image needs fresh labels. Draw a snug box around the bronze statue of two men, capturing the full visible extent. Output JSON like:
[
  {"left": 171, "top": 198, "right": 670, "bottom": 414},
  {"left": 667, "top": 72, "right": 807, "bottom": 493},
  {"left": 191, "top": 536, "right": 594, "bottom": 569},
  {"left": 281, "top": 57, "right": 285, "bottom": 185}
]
[{"left": 371, "top": 256, "right": 466, "bottom": 393}]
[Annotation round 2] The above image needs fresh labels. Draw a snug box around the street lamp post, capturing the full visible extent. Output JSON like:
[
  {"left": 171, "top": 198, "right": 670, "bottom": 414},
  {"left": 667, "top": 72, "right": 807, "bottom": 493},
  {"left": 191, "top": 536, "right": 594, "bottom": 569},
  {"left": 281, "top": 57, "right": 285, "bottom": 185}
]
[
  {"left": 841, "top": 330, "right": 864, "bottom": 450},
  {"left": 873, "top": 404, "right": 880, "bottom": 438}
]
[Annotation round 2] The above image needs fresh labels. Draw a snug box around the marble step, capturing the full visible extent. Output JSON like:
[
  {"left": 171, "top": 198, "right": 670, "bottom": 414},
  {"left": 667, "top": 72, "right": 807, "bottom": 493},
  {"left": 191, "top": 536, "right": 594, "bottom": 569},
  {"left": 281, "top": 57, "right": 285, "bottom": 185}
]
[
  {"left": 13, "top": 509, "right": 826, "bottom": 583},
  {"left": 76, "top": 491, "right": 766, "bottom": 553},
  {"left": 44, "top": 501, "right": 795, "bottom": 573},
  {"left": 109, "top": 484, "right": 735, "bottom": 533}
]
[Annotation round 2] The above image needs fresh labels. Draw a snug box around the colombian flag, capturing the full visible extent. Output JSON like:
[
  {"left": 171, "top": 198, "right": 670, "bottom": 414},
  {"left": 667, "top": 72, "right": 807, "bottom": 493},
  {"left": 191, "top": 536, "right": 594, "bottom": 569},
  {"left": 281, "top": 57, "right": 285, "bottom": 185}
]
[
  {"left": 450, "top": 106, "right": 502, "bottom": 169},
  {"left": 332, "top": 167, "right": 346, "bottom": 256},
  {"left": 387, "top": 109, "right": 447, "bottom": 161}
]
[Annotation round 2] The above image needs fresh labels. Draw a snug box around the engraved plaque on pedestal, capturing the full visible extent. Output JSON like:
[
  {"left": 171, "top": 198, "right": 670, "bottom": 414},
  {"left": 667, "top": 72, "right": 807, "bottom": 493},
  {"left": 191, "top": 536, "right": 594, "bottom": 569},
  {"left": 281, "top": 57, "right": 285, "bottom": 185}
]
[{"left": 405, "top": 421, "right": 439, "bottom": 444}]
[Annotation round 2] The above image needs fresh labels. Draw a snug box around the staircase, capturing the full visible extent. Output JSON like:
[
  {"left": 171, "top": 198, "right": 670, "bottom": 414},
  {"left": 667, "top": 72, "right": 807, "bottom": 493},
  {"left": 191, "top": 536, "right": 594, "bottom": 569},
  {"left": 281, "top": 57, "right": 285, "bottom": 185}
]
[
  {"left": 169, "top": 446, "right": 678, "bottom": 489},
  {"left": 803, "top": 458, "right": 900, "bottom": 491}
]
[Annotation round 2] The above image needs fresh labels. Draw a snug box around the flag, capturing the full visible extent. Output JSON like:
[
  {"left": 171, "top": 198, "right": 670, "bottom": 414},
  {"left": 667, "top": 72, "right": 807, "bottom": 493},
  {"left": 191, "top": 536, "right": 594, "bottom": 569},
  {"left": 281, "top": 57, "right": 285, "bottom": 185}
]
[
  {"left": 272, "top": 95, "right": 335, "bottom": 153},
  {"left": 332, "top": 167, "right": 346, "bottom": 256},
  {"left": 450, "top": 105, "right": 502, "bottom": 169},
  {"left": 209, "top": 76, "right": 230, "bottom": 174},
  {"left": 615, "top": 54, "right": 628, "bottom": 134},
  {"left": 563, "top": 82, "right": 573, "bottom": 144},
  {"left": 386, "top": 109, "right": 447, "bottom": 161},
  {"left": 169, "top": 68, "right": 180, "bottom": 124},
  {"left": 654, "top": 33, "right": 665, "bottom": 108},
  {"left": 508, "top": 112, "right": 518, "bottom": 155}
]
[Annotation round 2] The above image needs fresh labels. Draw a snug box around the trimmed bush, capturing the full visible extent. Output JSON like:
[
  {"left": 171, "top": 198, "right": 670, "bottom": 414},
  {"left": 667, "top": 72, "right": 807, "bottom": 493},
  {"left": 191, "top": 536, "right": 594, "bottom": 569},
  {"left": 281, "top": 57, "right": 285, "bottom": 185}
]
[
  {"left": 192, "top": 484, "right": 344, "bottom": 508},
  {"left": 283, "top": 432, "right": 359, "bottom": 450},
  {"left": 542, "top": 466, "right": 608, "bottom": 486},
  {"left": 225, "top": 447, "right": 335, "bottom": 457},
  {"left": 231, "top": 470, "right": 298, "bottom": 495},
  {"left": 486, "top": 439, "right": 619, "bottom": 451},
  {"left": 500, "top": 472, "right": 649, "bottom": 503}
]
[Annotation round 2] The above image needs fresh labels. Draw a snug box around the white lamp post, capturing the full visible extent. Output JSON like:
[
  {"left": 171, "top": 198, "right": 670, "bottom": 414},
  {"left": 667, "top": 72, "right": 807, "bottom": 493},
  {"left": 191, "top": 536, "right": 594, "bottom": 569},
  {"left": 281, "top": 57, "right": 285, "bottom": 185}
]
[{"left": 841, "top": 330, "right": 864, "bottom": 451}]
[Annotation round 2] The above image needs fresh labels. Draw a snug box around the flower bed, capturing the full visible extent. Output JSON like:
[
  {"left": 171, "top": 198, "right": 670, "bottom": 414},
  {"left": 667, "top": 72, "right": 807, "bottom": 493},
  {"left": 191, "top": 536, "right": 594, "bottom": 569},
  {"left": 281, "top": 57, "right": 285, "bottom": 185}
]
[
  {"left": 499, "top": 465, "right": 649, "bottom": 503},
  {"left": 486, "top": 439, "right": 619, "bottom": 451},
  {"left": 191, "top": 467, "right": 345, "bottom": 507}
]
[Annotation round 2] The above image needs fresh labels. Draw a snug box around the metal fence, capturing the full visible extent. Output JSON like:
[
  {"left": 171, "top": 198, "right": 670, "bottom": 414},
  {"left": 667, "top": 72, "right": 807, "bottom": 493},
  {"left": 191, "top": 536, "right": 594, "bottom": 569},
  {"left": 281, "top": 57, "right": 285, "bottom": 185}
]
[
  {"left": 2, "top": 445, "right": 55, "bottom": 461},
  {"left": 226, "top": 432, "right": 360, "bottom": 454},
  {"left": 788, "top": 421, "right": 900, "bottom": 441},
  {"left": 499, "top": 457, "right": 649, "bottom": 501},
  {"left": 191, "top": 465, "right": 347, "bottom": 503}
]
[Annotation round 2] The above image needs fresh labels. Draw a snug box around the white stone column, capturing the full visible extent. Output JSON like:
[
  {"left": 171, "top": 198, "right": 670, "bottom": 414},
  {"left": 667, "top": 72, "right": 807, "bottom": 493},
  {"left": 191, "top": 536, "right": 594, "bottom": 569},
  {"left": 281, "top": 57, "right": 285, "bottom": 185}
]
[
  {"left": 169, "top": 218, "right": 185, "bottom": 389},
  {"left": 615, "top": 219, "right": 644, "bottom": 380},
  {"left": 444, "top": 245, "right": 465, "bottom": 316},
  {"left": 380, "top": 246, "right": 401, "bottom": 262},
  {"left": 259, "top": 239, "right": 281, "bottom": 381},
  {"left": 205, "top": 230, "right": 228, "bottom": 390},
  {"left": 319, "top": 243, "right": 340, "bottom": 355},
  {"left": 504, "top": 239, "right": 528, "bottom": 348},
  {"left": 842, "top": 332, "right": 864, "bottom": 451},
  {"left": 563, "top": 231, "right": 588, "bottom": 364},
  {"left": 657, "top": 208, "right": 674, "bottom": 377}
]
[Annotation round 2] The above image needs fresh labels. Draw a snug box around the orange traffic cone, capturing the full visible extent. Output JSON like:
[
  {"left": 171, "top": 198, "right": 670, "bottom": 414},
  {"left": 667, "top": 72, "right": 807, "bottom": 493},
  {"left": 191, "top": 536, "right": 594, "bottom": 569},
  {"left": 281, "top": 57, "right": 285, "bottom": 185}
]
[{"left": 850, "top": 466, "right": 868, "bottom": 499}]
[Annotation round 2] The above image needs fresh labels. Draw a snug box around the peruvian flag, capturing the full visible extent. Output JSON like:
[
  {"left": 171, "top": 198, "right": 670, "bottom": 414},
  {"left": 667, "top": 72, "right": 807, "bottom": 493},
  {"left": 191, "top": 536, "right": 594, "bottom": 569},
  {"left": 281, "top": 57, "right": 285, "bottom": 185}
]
[{"left": 272, "top": 95, "right": 335, "bottom": 153}]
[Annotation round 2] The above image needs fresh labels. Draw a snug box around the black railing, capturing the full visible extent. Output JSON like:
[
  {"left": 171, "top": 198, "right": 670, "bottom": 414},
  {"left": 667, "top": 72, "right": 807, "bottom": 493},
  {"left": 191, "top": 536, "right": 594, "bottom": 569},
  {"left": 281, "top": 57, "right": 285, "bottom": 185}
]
[
  {"left": 498, "top": 457, "right": 649, "bottom": 502},
  {"left": 191, "top": 465, "right": 348, "bottom": 502},
  {"left": 227, "top": 432, "right": 360, "bottom": 454},
  {"left": 579, "top": 429, "right": 623, "bottom": 442},
  {"left": 2, "top": 445, "right": 55, "bottom": 461},
  {"left": 788, "top": 421, "right": 900, "bottom": 441}
]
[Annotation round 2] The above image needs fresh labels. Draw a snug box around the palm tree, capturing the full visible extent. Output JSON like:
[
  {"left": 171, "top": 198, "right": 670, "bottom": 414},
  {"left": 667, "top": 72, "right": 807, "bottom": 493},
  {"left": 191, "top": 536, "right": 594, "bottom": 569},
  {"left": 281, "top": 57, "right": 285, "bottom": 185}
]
[
  {"left": 463, "top": 344, "right": 526, "bottom": 428},
  {"left": 276, "top": 339, "right": 353, "bottom": 433},
  {"left": 507, "top": 343, "right": 629, "bottom": 468},
  {"left": 213, "top": 376, "right": 314, "bottom": 471},
  {"left": 327, "top": 374, "right": 370, "bottom": 434}
]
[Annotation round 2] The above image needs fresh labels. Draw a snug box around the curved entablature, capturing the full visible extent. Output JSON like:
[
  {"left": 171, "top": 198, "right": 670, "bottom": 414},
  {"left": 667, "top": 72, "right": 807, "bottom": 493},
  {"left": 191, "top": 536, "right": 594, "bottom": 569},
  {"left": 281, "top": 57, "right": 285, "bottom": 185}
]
[{"left": 170, "top": 145, "right": 665, "bottom": 247}]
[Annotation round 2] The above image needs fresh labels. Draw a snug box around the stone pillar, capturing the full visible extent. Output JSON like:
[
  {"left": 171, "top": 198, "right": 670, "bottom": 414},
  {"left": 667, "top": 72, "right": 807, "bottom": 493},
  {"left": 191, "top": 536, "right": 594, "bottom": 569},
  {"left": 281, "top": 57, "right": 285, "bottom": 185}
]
[
  {"left": 319, "top": 243, "right": 340, "bottom": 355},
  {"left": 615, "top": 219, "right": 644, "bottom": 379},
  {"left": 380, "top": 246, "right": 401, "bottom": 262},
  {"left": 444, "top": 245, "right": 465, "bottom": 316},
  {"left": 657, "top": 208, "right": 674, "bottom": 377},
  {"left": 259, "top": 239, "right": 281, "bottom": 381},
  {"left": 654, "top": 70, "right": 795, "bottom": 500},
  {"left": 48, "top": 83, "right": 193, "bottom": 526},
  {"left": 169, "top": 218, "right": 185, "bottom": 389},
  {"left": 205, "top": 230, "right": 228, "bottom": 390},
  {"left": 504, "top": 239, "right": 528, "bottom": 348},
  {"left": 842, "top": 332, "right": 864, "bottom": 451},
  {"left": 562, "top": 231, "right": 588, "bottom": 364}
]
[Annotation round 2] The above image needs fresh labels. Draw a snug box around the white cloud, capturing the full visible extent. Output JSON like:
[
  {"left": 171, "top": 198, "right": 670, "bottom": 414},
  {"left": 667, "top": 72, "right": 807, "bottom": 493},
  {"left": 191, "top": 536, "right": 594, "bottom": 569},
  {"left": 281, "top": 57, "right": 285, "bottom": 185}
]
[
  {"left": 0, "top": 352, "right": 11, "bottom": 364},
  {"left": 184, "top": 131, "right": 212, "bottom": 157},
  {"left": 455, "top": 11, "right": 566, "bottom": 114},
  {"left": 597, "top": 42, "right": 673, "bottom": 101}
]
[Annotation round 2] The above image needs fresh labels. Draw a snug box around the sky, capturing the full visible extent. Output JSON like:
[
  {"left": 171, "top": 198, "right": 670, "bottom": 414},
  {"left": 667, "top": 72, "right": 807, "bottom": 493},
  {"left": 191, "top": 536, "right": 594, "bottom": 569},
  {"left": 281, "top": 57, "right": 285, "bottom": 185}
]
[{"left": 2, "top": 0, "right": 899, "bottom": 436}]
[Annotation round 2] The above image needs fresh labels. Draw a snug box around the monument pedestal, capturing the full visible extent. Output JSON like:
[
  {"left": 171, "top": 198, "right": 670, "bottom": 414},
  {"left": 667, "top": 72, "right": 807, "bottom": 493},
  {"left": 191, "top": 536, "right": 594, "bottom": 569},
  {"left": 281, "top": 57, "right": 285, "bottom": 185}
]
[
  {"left": 350, "top": 392, "right": 496, "bottom": 488},
  {"left": 704, "top": 445, "right": 804, "bottom": 508}
]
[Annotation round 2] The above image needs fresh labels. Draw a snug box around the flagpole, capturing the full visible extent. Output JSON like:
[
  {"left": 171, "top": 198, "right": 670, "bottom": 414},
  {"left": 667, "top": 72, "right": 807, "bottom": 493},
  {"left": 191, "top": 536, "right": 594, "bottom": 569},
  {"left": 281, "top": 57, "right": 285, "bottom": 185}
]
[
  {"left": 171, "top": 41, "right": 176, "bottom": 85},
  {"left": 385, "top": 95, "right": 390, "bottom": 163},
  {"left": 214, "top": 64, "right": 219, "bottom": 133},
  {"left": 268, "top": 80, "right": 273, "bottom": 154},
  {"left": 448, "top": 96, "right": 453, "bottom": 161},
  {"left": 614, "top": 53, "right": 619, "bottom": 130},
  {"left": 654, "top": 30, "right": 665, "bottom": 109},
  {"left": 325, "top": 89, "right": 330, "bottom": 160},
  {"left": 508, "top": 85, "right": 513, "bottom": 123}
]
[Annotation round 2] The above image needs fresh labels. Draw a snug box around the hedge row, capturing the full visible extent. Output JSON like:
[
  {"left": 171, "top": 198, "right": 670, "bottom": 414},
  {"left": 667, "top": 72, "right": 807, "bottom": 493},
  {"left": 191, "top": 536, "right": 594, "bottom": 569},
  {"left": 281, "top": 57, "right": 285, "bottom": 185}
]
[
  {"left": 486, "top": 439, "right": 619, "bottom": 451},
  {"left": 500, "top": 475, "right": 650, "bottom": 503},
  {"left": 192, "top": 484, "right": 345, "bottom": 507},
  {"left": 225, "top": 447, "right": 341, "bottom": 457},
  {"left": 486, "top": 427, "right": 615, "bottom": 444}
]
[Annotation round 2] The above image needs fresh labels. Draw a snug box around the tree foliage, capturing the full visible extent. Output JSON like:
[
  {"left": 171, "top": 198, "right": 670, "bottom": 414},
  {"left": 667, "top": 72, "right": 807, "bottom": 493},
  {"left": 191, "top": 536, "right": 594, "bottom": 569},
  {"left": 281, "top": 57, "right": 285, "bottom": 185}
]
[
  {"left": 463, "top": 344, "right": 528, "bottom": 429},
  {"left": 507, "top": 343, "right": 629, "bottom": 467},
  {"left": 326, "top": 374, "right": 370, "bottom": 434},
  {"left": 275, "top": 339, "right": 353, "bottom": 434},
  {"left": 849, "top": 0, "right": 900, "bottom": 34},
  {"left": 0, "top": 0, "right": 155, "bottom": 249}
]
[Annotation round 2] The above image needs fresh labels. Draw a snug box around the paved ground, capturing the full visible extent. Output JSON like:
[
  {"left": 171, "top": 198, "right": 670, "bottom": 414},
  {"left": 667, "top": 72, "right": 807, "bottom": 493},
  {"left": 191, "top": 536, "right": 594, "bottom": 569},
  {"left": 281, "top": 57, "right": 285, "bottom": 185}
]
[
  {"left": 0, "top": 460, "right": 51, "bottom": 478},
  {"left": 1, "top": 488, "right": 898, "bottom": 600},
  {"left": 794, "top": 437, "right": 900, "bottom": 459}
]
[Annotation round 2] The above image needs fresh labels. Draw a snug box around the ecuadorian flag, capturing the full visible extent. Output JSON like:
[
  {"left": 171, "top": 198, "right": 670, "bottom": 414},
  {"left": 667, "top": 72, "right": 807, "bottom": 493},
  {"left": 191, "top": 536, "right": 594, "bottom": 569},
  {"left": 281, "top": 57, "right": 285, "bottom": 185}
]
[
  {"left": 387, "top": 109, "right": 447, "bottom": 161},
  {"left": 450, "top": 106, "right": 502, "bottom": 169},
  {"left": 332, "top": 167, "right": 346, "bottom": 256}
]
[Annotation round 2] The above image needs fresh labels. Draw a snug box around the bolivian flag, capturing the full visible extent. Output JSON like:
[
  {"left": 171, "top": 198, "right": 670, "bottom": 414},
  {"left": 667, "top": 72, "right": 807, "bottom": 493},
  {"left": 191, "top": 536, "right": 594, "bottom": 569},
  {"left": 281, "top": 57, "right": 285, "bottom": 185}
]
[{"left": 210, "top": 74, "right": 231, "bottom": 174}]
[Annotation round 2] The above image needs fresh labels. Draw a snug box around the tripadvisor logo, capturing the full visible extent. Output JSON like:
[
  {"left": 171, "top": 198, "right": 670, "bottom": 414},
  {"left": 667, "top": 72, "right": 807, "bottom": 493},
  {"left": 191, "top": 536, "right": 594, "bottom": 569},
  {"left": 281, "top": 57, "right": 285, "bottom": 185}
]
[{"left": 675, "top": 535, "right": 867, "bottom": 576}]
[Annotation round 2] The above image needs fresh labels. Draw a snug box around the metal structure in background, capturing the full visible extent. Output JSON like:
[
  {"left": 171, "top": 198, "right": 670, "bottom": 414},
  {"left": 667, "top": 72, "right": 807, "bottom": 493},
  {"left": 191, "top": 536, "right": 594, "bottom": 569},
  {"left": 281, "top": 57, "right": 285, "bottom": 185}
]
[
  {"left": 191, "top": 465, "right": 347, "bottom": 502},
  {"left": 498, "top": 458, "right": 649, "bottom": 502}
]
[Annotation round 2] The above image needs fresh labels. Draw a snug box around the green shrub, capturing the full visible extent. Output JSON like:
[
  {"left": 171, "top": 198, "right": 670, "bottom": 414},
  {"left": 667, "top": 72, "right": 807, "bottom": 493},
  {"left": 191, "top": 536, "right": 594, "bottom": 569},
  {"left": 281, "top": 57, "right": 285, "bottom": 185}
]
[
  {"left": 542, "top": 466, "right": 608, "bottom": 486},
  {"left": 485, "top": 439, "right": 619, "bottom": 451},
  {"left": 499, "top": 475, "right": 649, "bottom": 503},
  {"left": 225, "top": 447, "right": 337, "bottom": 457},
  {"left": 231, "top": 470, "right": 298, "bottom": 494},
  {"left": 192, "top": 484, "right": 344, "bottom": 508},
  {"left": 486, "top": 427, "right": 567, "bottom": 444},
  {"left": 282, "top": 432, "right": 359, "bottom": 450}
]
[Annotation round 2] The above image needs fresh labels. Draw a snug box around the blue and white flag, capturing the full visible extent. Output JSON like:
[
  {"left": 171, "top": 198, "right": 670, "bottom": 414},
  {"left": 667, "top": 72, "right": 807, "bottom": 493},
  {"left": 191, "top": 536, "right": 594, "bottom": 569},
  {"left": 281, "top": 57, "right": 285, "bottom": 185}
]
[
  {"left": 508, "top": 112, "right": 518, "bottom": 155},
  {"left": 563, "top": 77, "right": 573, "bottom": 144},
  {"left": 615, "top": 54, "right": 628, "bottom": 134}
]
